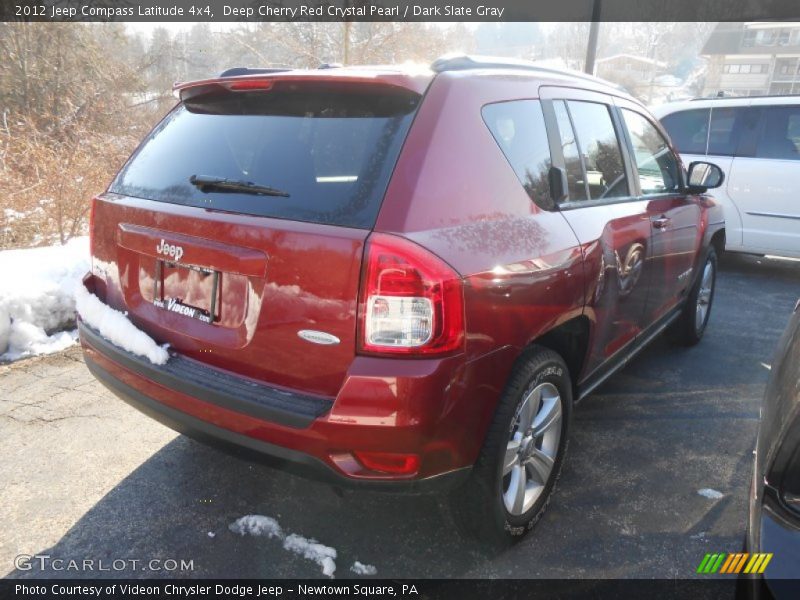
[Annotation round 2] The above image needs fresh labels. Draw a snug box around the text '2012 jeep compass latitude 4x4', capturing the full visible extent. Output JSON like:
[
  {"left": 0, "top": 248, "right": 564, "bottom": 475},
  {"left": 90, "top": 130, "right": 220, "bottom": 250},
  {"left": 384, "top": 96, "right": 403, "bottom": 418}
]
[{"left": 79, "top": 55, "right": 725, "bottom": 545}]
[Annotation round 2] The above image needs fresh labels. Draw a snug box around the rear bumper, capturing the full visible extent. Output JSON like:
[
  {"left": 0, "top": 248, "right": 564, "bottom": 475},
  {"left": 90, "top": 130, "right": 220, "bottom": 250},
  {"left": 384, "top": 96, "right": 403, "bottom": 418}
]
[
  {"left": 79, "top": 320, "right": 331, "bottom": 430},
  {"left": 78, "top": 320, "right": 485, "bottom": 492}
]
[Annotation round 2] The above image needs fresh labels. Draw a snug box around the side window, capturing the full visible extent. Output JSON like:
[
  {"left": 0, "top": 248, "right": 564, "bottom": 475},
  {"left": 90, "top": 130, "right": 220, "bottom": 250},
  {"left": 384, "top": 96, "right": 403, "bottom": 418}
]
[
  {"left": 622, "top": 110, "right": 682, "bottom": 195},
  {"left": 567, "top": 100, "right": 629, "bottom": 200},
  {"left": 482, "top": 100, "right": 552, "bottom": 204},
  {"left": 708, "top": 107, "right": 749, "bottom": 156},
  {"left": 755, "top": 106, "right": 800, "bottom": 160},
  {"left": 553, "top": 100, "right": 588, "bottom": 202},
  {"left": 660, "top": 109, "right": 710, "bottom": 155}
]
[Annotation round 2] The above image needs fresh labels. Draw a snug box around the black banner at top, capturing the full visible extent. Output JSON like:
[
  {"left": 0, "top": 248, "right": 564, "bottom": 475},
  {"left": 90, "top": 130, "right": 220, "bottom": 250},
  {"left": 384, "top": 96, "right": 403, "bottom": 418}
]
[{"left": 2, "top": 0, "right": 800, "bottom": 22}]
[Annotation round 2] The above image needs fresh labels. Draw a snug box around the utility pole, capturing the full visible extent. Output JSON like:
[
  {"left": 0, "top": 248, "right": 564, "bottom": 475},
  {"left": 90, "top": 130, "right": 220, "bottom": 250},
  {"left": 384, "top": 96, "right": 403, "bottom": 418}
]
[
  {"left": 343, "top": 21, "right": 351, "bottom": 65},
  {"left": 585, "top": 0, "right": 602, "bottom": 75},
  {"left": 342, "top": 0, "right": 351, "bottom": 65}
]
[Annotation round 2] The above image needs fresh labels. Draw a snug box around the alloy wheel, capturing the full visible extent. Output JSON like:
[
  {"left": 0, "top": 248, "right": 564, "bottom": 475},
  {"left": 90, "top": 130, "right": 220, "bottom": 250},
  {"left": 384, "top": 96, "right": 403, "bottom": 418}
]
[
  {"left": 502, "top": 382, "right": 563, "bottom": 516},
  {"left": 695, "top": 259, "right": 714, "bottom": 333}
]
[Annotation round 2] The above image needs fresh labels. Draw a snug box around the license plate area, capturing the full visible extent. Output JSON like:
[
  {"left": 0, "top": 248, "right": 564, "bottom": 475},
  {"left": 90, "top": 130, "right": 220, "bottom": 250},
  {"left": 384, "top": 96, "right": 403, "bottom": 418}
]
[{"left": 153, "top": 260, "right": 219, "bottom": 324}]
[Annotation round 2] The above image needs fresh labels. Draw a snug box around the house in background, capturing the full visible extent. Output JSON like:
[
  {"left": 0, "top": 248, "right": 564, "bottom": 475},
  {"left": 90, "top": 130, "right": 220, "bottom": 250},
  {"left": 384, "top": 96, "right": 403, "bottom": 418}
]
[
  {"left": 702, "top": 22, "right": 800, "bottom": 97},
  {"left": 594, "top": 54, "right": 667, "bottom": 101}
]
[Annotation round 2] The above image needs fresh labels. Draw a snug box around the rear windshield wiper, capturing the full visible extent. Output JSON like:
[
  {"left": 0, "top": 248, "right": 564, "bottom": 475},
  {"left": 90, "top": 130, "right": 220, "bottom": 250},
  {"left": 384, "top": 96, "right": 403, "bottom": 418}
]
[{"left": 189, "top": 175, "right": 290, "bottom": 197}]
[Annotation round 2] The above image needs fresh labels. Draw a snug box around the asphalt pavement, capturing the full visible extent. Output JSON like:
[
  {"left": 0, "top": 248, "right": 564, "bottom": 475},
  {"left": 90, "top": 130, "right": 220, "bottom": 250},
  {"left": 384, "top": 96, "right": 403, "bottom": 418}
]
[{"left": 2, "top": 252, "right": 798, "bottom": 580}]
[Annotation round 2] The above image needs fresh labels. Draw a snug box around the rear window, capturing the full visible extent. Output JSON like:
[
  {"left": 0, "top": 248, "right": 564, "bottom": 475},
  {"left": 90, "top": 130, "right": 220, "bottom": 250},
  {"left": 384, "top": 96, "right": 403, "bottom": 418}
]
[
  {"left": 660, "top": 108, "right": 710, "bottom": 155},
  {"left": 110, "top": 84, "right": 421, "bottom": 229},
  {"left": 755, "top": 106, "right": 800, "bottom": 160}
]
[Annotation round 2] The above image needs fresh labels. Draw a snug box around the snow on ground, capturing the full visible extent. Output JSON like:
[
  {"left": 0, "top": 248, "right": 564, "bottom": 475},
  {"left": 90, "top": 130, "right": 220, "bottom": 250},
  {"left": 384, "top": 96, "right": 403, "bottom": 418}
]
[
  {"left": 283, "top": 534, "right": 337, "bottom": 578},
  {"left": 0, "top": 237, "right": 89, "bottom": 361},
  {"left": 0, "top": 236, "right": 170, "bottom": 365},
  {"left": 75, "top": 285, "right": 169, "bottom": 365},
  {"left": 229, "top": 515, "right": 283, "bottom": 539},
  {"left": 350, "top": 561, "right": 378, "bottom": 576},
  {"left": 697, "top": 488, "right": 724, "bottom": 499},
  {"left": 229, "top": 514, "right": 349, "bottom": 578}
]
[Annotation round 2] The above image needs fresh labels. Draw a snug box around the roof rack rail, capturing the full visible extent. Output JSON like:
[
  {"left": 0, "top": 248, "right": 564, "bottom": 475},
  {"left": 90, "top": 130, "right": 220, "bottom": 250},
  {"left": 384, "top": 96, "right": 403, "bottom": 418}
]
[
  {"left": 690, "top": 93, "right": 800, "bottom": 101},
  {"left": 318, "top": 63, "right": 343, "bottom": 70},
  {"left": 218, "top": 67, "right": 292, "bottom": 78},
  {"left": 430, "top": 54, "right": 624, "bottom": 90}
]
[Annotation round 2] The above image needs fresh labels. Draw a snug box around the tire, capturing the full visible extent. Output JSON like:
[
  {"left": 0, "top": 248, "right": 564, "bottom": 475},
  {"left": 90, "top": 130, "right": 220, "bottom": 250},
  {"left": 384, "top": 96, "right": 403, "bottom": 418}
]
[
  {"left": 673, "top": 246, "right": 717, "bottom": 346},
  {"left": 450, "top": 346, "right": 572, "bottom": 548}
]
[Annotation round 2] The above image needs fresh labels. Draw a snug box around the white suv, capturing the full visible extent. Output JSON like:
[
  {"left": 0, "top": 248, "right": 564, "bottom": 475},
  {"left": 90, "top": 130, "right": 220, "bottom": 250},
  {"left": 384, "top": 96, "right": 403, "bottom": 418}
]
[{"left": 653, "top": 96, "right": 800, "bottom": 258}]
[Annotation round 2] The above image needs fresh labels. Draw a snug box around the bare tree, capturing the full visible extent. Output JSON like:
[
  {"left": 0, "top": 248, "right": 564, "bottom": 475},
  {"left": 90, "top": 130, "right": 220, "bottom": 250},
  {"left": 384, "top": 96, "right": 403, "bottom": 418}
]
[{"left": 0, "top": 23, "right": 147, "bottom": 248}]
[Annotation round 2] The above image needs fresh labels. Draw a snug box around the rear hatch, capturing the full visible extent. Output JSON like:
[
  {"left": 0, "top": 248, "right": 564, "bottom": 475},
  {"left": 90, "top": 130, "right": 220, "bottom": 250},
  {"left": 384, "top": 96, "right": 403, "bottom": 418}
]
[{"left": 91, "top": 76, "right": 423, "bottom": 397}]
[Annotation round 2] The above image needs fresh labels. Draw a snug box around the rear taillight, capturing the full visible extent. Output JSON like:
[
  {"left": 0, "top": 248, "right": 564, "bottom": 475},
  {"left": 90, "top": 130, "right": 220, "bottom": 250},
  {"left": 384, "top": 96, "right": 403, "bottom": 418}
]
[{"left": 357, "top": 233, "right": 464, "bottom": 356}]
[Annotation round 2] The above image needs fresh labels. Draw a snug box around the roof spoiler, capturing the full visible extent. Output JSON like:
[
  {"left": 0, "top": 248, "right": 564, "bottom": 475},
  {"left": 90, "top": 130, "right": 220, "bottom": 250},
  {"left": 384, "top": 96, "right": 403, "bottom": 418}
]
[{"left": 218, "top": 67, "right": 292, "bottom": 78}]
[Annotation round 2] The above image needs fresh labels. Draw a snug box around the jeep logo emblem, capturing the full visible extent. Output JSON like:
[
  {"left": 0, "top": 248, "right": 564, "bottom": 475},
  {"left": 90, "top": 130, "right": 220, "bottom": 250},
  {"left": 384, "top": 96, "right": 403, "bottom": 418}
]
[{"left": 156, "top": 239, "right": 184, "bottom": 262}]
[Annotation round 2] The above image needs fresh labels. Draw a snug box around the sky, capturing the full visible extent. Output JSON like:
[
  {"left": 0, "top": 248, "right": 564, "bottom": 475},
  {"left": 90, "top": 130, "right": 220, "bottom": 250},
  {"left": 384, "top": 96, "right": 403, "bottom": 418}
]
[
  {"left": 124, "top": 20, "right": 467, "bottom": 39},
  {"left": 125, "top": 22, "right": 239, "bottom": 36}
]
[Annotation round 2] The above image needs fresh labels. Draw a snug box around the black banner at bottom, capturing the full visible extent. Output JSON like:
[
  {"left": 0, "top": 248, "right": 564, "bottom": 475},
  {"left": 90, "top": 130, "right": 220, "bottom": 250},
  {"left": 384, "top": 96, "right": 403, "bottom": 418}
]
[{"left": 3, "top": 578, "right": 799, "bottom": 600}]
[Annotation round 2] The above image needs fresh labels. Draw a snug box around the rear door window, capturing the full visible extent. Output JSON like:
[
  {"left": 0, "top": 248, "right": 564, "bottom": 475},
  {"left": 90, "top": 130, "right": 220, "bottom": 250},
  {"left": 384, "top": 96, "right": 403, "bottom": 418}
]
[
  {"left": 660, "top": 108, "right": 710, "bottom": 155},
  {"left": 553, "top": 100, "right": 589, "bottom": 202},
  {"left": 566, "top": 100, "right": 629, "bottom": 200},
  {"left": 708, "top": 107, "right": 749, "bottom": 156},
  {"left": 110, "top": 84, "right": 421, "bottom": 229},
  {"left": 482, "top": 100, "right": 552, "bottom": 205},
  {"left": 754, "top": 106, "right": 800, "bottom": 160}
]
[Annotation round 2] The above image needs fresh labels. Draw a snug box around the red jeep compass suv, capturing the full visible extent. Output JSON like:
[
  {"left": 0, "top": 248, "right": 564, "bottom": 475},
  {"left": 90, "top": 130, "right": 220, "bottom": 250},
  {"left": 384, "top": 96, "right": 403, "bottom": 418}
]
[{"left": 79, "top": 55, "right": 725, "bottom": 544}]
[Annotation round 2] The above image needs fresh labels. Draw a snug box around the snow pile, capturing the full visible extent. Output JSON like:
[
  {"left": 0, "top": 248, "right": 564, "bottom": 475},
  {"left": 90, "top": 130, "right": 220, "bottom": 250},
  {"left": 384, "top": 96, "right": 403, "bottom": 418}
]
[
  {"left": 0, "top": 237, "right": 89, "bottom": 361},
  {"left": 229, "top": 514, "right": 341, "bottom": 578},
  {"left": 697, "top": 488, "right": 724, "bottom": 499},
  {"left": 229, "top": 515, "right": 283, "bottom": 539},
  {"left": 0, "top": 235, "right": 170, "bottom": 365},
  {"left": 283, "top": 534, "right": 337, "bottom": 578},
  {"left": 5, "top": 322, "right": 78, "bottom": 359},
  {"left": 74, "top": 285, "right": 169, "bottom": 365},
  {"left": 350, "top": 561, "right": 377, "bottom": 576}
]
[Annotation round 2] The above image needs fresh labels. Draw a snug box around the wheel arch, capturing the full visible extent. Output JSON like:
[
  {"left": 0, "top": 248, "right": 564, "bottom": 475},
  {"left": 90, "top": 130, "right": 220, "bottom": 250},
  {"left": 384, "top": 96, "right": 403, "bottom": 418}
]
[
  {"left": 710, "top": 228, "right": 726, "bottom": 256},
  {"left": 525, "top": 315, "right": 591, "bottom": 393}
]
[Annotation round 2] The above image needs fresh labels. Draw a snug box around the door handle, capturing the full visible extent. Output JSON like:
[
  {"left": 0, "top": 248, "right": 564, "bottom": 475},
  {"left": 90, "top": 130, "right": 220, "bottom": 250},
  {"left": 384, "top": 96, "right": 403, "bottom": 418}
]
[{"left": 652, "top": 216, "right": 670, "bottom": 230}]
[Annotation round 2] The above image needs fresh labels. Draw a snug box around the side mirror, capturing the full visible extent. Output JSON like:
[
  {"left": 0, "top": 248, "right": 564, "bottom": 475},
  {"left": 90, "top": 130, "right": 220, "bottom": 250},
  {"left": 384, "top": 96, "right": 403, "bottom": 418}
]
[
  {"left": 686, "top": 161, "right": 725, "bottom": 193},
  {"left": 548, "top": 166, "right": 569, "bottom": 206}
]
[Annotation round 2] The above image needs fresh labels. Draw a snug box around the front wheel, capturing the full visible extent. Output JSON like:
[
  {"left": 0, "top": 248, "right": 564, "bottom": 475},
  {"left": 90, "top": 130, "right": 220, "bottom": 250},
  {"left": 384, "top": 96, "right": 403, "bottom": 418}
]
[
  {"left": 450, "top": 347, "right": 572, "bottom": 547},
  {"left": 673, "top": 247, "right": 717, "bottom": 346}
]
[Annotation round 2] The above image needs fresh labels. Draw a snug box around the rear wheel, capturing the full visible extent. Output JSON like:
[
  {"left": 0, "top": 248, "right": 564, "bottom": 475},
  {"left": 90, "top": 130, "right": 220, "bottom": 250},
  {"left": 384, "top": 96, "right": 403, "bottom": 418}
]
[
  {"left": 673, "top": 247, "right": 717, "bottom": 346},
  {"left": 451, "top": 347, "right": 571, "bottom": 547}
]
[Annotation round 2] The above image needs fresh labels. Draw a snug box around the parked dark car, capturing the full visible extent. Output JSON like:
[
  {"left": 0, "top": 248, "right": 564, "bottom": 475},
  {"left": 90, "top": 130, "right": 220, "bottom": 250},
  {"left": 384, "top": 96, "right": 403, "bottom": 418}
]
[
  {"left": 744, "top": 300, "right": 800, "bottom": 595},
  {"left": 79, "top": 55, "right": 725, "bottom": 544}
]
